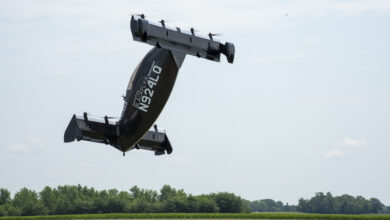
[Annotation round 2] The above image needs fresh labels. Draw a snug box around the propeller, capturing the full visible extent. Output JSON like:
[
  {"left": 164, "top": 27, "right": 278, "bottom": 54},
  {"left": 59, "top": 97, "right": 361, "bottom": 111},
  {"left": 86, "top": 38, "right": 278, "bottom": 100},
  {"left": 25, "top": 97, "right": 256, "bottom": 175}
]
[
  {"left": 84, "top": 112, "right": 118, "bottom": 119},
  {"left": 208, "top": 32, "right": 222, "bottom": 40},
  {"left": 190, "top": 27, "right": 202, "bottom": 35},
  {"left": 209, "top": 33, "right": 223, "bottom": 36},
  {"left": 158, "top": 19, "right": 166, "bottom": 26},
  {"left": 132, "top": 13, "right": 145, "bottom": 19},
  {"left": 106, "top": 116, "right": 118, "bottom": 119},
  {"left": 159, "top": 18, "right": 176, "bottom": 27}
]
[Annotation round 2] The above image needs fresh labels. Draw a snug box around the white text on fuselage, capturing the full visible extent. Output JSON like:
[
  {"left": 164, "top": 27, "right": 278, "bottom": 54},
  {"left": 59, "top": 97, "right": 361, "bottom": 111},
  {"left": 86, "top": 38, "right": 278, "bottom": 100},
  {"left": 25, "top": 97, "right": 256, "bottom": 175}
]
[{"left": 133, "top": 63, "right": 162, "bottom": 112}]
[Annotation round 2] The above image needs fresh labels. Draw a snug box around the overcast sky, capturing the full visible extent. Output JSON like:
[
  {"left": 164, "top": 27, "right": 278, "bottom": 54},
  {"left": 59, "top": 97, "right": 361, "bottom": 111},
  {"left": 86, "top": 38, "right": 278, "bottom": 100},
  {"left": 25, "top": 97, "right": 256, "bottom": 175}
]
[{"left": 1, "top": 0, "right": 389, "bottom": 205}]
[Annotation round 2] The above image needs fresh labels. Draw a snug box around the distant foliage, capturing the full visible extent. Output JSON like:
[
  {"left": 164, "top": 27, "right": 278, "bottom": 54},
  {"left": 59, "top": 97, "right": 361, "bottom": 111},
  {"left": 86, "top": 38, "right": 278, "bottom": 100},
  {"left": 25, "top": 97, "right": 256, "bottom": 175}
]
[
  {"left": 383, "top": 206, "right": 390, "bottom": 214},
  {"left": 249, "top": 199, "right": 297, "bottom": 212},
  {"left": 0, "top": 187, "right": 387, "bottom": 217},
  {"left": 1, "top": 213, "right": 390, "bottom": 220},
  {"left": 0, "top": 185, "right": 247, "bottom": 217},
  {"left": 0, "top": 189, "right": 11, "bottom": 206},
  {"left": 297, "top": 192, "right": 385, "bottom": 214}
]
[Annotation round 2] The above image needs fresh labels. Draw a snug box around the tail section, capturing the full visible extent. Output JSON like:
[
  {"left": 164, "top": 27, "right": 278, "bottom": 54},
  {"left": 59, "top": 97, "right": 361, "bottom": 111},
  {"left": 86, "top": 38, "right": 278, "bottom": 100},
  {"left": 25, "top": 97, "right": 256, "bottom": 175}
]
[
  {"left": 64, "top": 113, "right": 172, "bottom": 155},
  {"left": 135, "top": 126, "right": 173, "bottom": 155},
  {"left": 64, "top": 113, "right": 121, "bottom": 150}
]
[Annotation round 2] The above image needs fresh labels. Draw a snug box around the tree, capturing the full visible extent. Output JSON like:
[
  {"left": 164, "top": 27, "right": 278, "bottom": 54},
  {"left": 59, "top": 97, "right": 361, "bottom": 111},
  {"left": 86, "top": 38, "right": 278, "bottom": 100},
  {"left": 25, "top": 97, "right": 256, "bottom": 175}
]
[
  {"left": 194, "top": 195, "right": 219, "bottom": 213},
  {"left": 355, "top": 196, "right": 370, "bottom": 214},
  {"left": 13, "top": 188, "right": 47, "bottom": 216},
  {"left": 129, "top": 198, "right": 149, "bottom": 213},
  {"left": 105, "top": 190, "right": 131, "bottom": 213},
  {"left": 130, "top": 186, "right": 158, "bottom": 202},
  {"left": 163, "top": 196, "right": 188, "bottom": 212},
  {"left": 4, "top": 204, "right": 22, "bottom": 216},
  {"left": 159, "top": 185, "right": 177, "bottom": 201},
  {"left": 321, "top": 192, "right": 335, "bottom": 214},
  {"left": 251, "top": 200, "right": 269, "bottom": 212},
  {"left": 211, "top": 192, "right": 243, "bottom": 213},
  {"left": 39, "top": 186, "right": 57, "bottom": 214},
  {"left": 162, "top": 188, "right": 188, "bottom": 213},
  {"left": 0, "top": 189, "right": 11, "bottom": 205},
  {"left": 308, "top": 192, "right": 334, "bottom": 213},
  {"left": 262, "top": 199, "right": 280, "bottom": 212},
  {"left": 282, "top": 203, "right": 297, "bottom": 212},
  {"left": 369, "top": 198, "right": 384, "bottom": 213},
  {"left": 297, "top": 198, "right": 311, "bottom": 213},
  {"left": 0, "top": 205, "right": 8, "bottom": 217}
]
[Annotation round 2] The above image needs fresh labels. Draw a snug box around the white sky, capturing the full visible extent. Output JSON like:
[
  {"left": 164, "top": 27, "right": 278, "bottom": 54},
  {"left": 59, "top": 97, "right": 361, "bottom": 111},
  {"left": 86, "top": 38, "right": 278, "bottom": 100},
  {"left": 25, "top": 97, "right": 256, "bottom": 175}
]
[{"left": 0, "top": 0, "right": 389, "bottom": 205}]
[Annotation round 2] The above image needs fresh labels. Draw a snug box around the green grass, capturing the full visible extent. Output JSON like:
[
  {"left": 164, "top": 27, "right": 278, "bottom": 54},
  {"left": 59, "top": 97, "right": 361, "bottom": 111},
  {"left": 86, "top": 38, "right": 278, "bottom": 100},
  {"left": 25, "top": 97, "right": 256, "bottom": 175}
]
[{"left": 1, "top": 213, "right": 390, "bottom": 220}]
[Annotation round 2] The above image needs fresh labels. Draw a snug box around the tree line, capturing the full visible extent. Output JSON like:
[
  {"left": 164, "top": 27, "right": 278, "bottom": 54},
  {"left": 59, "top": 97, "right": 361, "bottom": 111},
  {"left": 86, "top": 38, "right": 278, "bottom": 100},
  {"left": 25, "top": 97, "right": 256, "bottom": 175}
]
[
  {"left": 0, "top": 185, "right": 388, "bottom": 217},
  {"left": 297, "top": 192, "right": 388, "bottom": 214},
  {"left": 0, "top": 185, "right": 247, "bottom": 216},
  {"left": 245, "top": 199, "right": 297, "bottom": 212}
]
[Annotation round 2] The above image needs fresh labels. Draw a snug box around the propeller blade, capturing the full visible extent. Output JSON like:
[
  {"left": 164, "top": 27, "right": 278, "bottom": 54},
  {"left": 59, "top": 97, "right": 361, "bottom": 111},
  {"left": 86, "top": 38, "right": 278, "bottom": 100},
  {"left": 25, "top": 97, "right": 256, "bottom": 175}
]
[
  {"left": 190, "top": 27, "right": 202, "bottom": 34},
  {"left": 84, "top": 112, "right": 117, "bottom": 119},
  {"left": 134, "top": 13, "right": 145, "bottom": 19}
]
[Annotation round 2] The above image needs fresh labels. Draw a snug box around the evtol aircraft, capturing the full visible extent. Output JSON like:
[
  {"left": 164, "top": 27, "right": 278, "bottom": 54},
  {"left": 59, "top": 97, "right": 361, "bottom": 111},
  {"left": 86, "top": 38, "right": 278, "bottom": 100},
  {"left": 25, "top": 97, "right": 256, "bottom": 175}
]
[{"left": 64, "top": 14, "right": 235, "bottom": 156}]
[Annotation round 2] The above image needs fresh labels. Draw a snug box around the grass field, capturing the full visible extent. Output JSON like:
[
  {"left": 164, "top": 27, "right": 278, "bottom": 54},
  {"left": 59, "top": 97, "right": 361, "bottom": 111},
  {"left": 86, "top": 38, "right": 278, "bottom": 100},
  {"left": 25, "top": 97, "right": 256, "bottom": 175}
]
[{"left": 1, "top": 213, "right": 390, "bottom": 220}]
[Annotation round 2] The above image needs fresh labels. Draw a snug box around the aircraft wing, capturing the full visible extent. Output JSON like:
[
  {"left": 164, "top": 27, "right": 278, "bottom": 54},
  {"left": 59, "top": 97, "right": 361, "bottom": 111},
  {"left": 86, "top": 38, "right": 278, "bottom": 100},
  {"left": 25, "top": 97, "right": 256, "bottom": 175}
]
[{"left": 64, "top": 113, "right": 172, "bottom": 155}]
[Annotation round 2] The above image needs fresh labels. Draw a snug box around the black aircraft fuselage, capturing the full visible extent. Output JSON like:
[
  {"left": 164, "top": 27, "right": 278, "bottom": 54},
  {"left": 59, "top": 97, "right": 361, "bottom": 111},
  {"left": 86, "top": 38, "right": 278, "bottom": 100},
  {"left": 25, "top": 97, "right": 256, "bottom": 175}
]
[
  {"left": 64, "top": 14, "right": 235, "bottom": 156},
  {"left": 117, "top": 48, "right": 183, "bottom": 151}
]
